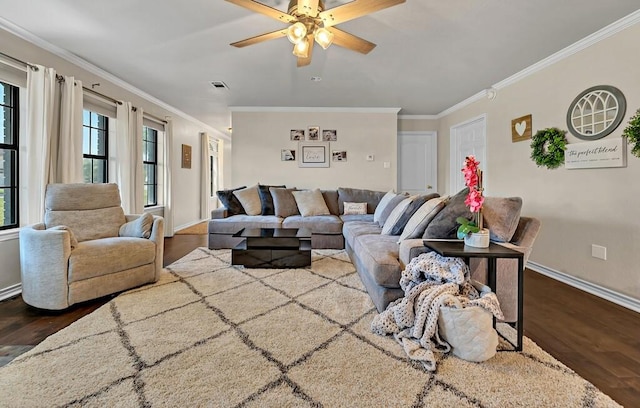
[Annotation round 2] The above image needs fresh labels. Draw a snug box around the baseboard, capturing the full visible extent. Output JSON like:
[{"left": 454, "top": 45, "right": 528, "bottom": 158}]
[
  {"left": 527, "top": 261, "right": 640, "bottom": 314},
  {"left": 0, "top": 283, "right": 21, "bottom": 302},
  {"left": 174, "top": 219, "right": 208, "bottom": 234}
]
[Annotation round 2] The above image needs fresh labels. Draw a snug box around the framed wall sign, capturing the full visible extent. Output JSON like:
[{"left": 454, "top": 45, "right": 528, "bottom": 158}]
[
  {"left": 181, "top": 144, "right": 192, "bottom": 169},
  {"left": 298, "top": 142, "right": 329, "bottom": 168},
  {"left": 566, "top": 85, "right": 626, "bottom": 140},
  {"left": 511, "top": 114, "right": 532, "bottom": 142}
]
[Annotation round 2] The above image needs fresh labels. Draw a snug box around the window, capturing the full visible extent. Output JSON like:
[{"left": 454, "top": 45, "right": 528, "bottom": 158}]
[
  {"left": 82, "top": 110, "right": 108, "bottom": 183},
  {"left": 0, "top": 81, "right": 19, "bottom": 230},
  {"left": 143, "top": 126, "right": 158, "bottom": 207}
]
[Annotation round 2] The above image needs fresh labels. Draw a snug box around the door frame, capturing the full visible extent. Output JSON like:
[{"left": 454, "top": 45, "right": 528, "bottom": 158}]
[
  {"left": 397, "top": 130, "right": 438, "bottom": 194},
  {"left": 449, "top": 114, "right": 487, "bottom": 193}
]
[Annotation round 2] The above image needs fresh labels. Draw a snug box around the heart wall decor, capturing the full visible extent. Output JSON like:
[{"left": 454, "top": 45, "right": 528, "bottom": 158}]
[{"left": 511, "top": 114, "right": 532, "bottom": 142}]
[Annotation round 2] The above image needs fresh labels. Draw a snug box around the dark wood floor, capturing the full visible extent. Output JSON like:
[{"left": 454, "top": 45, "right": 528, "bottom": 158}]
[{"left": 1, "top": 233, "right": 638, "bottom": 407}]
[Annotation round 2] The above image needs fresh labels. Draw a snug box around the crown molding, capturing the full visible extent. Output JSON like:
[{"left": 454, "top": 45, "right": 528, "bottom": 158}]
[
  {"left": 229, "top": 106, "right": 401, "bottom": 114},
  {"left": 0, "top": 17, "right": 230, "bottom": 141},
  {"left": 397, "top": 114, "right": 439, "bottom": 120},
  {"left": 435, "top": 9, "right": 640, "bottom": 119}
]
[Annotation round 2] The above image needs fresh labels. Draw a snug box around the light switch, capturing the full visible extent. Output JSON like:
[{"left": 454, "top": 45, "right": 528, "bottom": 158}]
[{"left": 383, "top": 162, "right": 390, "bottom": 169}]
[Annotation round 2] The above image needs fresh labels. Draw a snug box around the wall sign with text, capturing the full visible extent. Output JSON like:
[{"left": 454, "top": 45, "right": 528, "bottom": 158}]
[{"left": 565, "top": 138, "right": 626, "bottom": 169}]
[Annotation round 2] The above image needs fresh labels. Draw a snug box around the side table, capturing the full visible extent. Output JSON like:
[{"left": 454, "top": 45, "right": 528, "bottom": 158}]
[{"left": 423, "top": 239, "right": 525, "bottom": 351}]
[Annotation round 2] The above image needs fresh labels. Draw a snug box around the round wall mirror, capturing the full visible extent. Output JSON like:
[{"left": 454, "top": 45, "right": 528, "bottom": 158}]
[{"left": 566, "top": 85, "right": 626, "bottom": 140}]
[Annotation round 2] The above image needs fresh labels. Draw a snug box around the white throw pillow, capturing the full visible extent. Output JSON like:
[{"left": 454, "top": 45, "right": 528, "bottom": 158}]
[
  {"left": 398, "top": 196, "right": 448, "bottom": 242},
  {"left": 343, "top": 202, "right": 367, "bottom": 215},
  {"left": 373, "top": 190, "right": 397, "bottom": 224},
  {"left": 233, "top": 185, "right": 262, "bottom": 216},
  {"left": 381, "top": 196, "right": 415, "bottom": 235},
  {"left": 292, "top": 189, "right": 331, "bottom": 216}
]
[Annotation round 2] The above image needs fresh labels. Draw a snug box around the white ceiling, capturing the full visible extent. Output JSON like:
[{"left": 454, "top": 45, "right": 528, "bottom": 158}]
[{"left": 1, "top": 1, "right": 639, "bottom": 135}]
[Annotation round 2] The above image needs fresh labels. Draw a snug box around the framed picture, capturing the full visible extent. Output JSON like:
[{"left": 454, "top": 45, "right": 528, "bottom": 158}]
[
  {"left": 308, "top": 126, "right": 320, "bottom": 141},
  {"left": 181, "top": 144, "right": 192, "bottom": 169},
  {"left": 323, "top": 129, "right": 337, "bottom": 141},
  {"left": 290, "top": 129, "right": 305, "bottom": 141},
  {"left": 298, "top": 142, "right": 329, "bottom": 168},
  {"left": 281, "top": 149, "right": 296, "bottom": 161},
  {"left": 511, "top": 114, "right": 532, "bottom": 143},
  {"left": 332, "top": 150, "right": 347, "bottom": 162}
]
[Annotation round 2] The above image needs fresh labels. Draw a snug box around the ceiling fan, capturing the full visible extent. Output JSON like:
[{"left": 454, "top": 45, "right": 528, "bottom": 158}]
[{"left": 226, "top": 0, "right": 406, "bottom": 67}]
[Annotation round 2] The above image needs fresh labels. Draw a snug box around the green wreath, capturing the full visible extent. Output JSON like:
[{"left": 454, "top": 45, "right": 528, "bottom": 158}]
[
  {"left": 530, "top": 127, "right": 568, "bottom": 169},
  {"left": 622, "top": 108, "right": 640, "bottom": 158}
]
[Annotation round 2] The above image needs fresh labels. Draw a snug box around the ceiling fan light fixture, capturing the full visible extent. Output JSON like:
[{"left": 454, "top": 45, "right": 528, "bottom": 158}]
[
  {"left": 287, "top": 22, "right": 307, "bottom": 44},
  {"left": 314, "top": 27, "right": 334, "bottom": 50},
  {"left": 292, "top": 37, "right": 310, "bottom": 58}
]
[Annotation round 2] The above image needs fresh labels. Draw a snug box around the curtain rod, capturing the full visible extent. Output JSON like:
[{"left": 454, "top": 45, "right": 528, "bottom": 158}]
[
  {"left": 0, "top": 51, "right": 39, "bottom": 71},
  {"left": 132, "top": 106, "right": 167, "bottom": 124},
  {"left": 82, "top": 86, "right": 123, "bottom": 106}
]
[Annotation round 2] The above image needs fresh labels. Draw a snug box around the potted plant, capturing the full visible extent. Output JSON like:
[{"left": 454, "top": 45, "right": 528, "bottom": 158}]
[
  {"left": 623, "top": 108, "right": 640, "bottom": 158},
  {"left": 456, "top": 155, "right": 489, "bottom": 248}
]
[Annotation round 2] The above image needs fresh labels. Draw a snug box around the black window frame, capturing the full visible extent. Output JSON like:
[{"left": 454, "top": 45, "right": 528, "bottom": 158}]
[
  {"left": 143, "top": 126, "right": 158, "bottom": 207},
  {"left": 0, "top": 81, "right": 19, "bottom": 230},
  {"left": 82, "top": 109, "right": 109, "bottom": 183}
]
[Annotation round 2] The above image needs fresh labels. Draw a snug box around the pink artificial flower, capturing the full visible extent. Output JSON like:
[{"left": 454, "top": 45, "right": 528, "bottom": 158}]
[
  {"left": 463, "top": 168, "right": 478, "bottom": 188},
  {"left": 465, "top": 189, "right": 484, "bottom": 213}
]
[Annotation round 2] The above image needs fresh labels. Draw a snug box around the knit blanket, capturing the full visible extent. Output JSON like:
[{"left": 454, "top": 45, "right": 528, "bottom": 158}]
[{"left": 371, "top": 252, "right": 504, "bottom": 371}]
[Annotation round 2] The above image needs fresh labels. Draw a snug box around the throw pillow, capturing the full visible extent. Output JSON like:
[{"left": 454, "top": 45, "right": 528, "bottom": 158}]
[
  {"left": 233, "top": 185, "right": 262, "bottom": 216},
  {"left": 119, "top": 213, "right": 154, "bottom": 238},
  {"left": 482, "top": 196, "right": 523, "bottom": 242},
  {"left": 388, "top": 194, "right": 439, "bottom": 235},
  {"left": 398, "top": 196, "right": 448, "bottom": 242},
  {"left": 270, "top": 187, "right": 299, "bottom": 218},
  {"left": 381, "top": 196, "right": 416, "bottom": 235},
  {"left": 373, "top": 190, "right": 397, "bottom": 224},
  {"left": 258, "top": 184, "right": 286, "bottom": 215},
  {"left": 48, "top": 225, "right": 79, "bottom": 248},
  {"left": 343, "top": 202, "right": 367, "bottom": 215},
  {"left": 292, "top": 189, "right": 331, "bottom": 217},
  {"left": 423, "top": 188, "right": 473, "bottom": 239},
  {"left": 216, "top": 186, "right": 246, "bottom": 215},
  {"left": 377, "top": 194, "right": 407, "bottom": 227}
]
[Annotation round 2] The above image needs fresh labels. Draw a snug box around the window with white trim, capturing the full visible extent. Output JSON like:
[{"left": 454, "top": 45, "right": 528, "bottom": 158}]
[
  {"left": 82, "top": 109, "right": 109, "bottom": 183},
  {"left": 143, "top": 126, "right": 158, "bottom": 207}
]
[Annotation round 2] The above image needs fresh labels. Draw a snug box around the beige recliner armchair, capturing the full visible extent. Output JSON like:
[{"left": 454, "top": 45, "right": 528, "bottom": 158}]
[{"left": 19, "top": 183, "right": 164, "bottom": 310}]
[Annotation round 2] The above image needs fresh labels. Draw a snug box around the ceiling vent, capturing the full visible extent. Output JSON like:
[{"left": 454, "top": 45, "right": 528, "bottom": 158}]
[{"left": 210, "top": 81, "right": 229, "bottom": 90}]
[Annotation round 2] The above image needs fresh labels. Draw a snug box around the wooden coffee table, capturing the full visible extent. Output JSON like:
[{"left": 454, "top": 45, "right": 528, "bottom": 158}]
[{"left": 231, "top": 227, "right": 312, "bottom": 268}]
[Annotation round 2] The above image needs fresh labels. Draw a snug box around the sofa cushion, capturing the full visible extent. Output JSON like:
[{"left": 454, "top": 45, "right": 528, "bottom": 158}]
[
  {"left": 233, "top": 185, "right": 262, "bottom": 216},
  {"left": 119, "top": 213, "right": 154, "bottom": 238},
  {"left": 68, "top": 237, "right": 156, "bottom": 282},
  {"left": 389, "top": 194, "right": 439, "bottom": 235},
  {"left": 258, "top": 184, "right": 286, "bottom": 215},
  {"left": 398, "top": 196, "right": 448, "bottom": 241},
  {"left": 209, "top": 215, "right": 283, "bottom": 234},
  {"left": 373, "top": 190, "right": 397, "bottom": 224},
  {"left": 282, "top": 215, "right": 343, "bottom": 234},
  {"left": 338, "top": 187, "right": 386, "bottom": 214},
  {"left": 353, "top": 234, "right": 401, "bottom": 288},
  {"left": 321, "top": 190, "right": 340, "bottom": 216},
  {"left": 423, "top": 188, "right": 473, "bottom": 239},
  {"left": 343, "top": 221, "right": 382, "bottom": 249},
  {"left": 292, "top": 189, "right": 331, "bottom": 216},
  {"left": 45, "top": 183, "right": 122, "bottom": 211},
  {"left": 270, "top": 188, "right": 300, "bottom": 218},
  {"left": 340, "top": 214, "right": 374, "bottom": 223},
  {"left": 343, "top": 202, "right": 367, "bottom": 215},
  {"left": 216, "top": 186, "right": 246, "bottom": 215},
  {"left": 482, "top": 197, "right": 523, "bottom": 242},
  {"left": 381, "top": 196, "right": 415, "bottom": 235},
  {"left": 377, "top": 194, "right": 407, "bottom": 227}
]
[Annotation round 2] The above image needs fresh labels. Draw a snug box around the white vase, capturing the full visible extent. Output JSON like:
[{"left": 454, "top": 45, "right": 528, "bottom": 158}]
[{"left": 464, "top": 228, "right": 490, "bottom": 248}]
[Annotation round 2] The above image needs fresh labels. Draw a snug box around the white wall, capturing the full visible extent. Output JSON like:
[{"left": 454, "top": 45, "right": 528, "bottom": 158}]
[
  {"left": 0, "top": 27, "right": 223, "bottom": 298},
  {"left": 434, "top": 22, "right": 640, "bottom": 303},
  {"left": 230, "top": 109, "right": 399, "bottom": 191}
]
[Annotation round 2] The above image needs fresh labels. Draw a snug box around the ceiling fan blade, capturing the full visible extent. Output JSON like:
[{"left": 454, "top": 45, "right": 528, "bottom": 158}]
[
  {"left": 320, "top": 0, "right": 405, "bottom": 27},
  {"left": 330, "top": 27, "right": 376, "bottom": 54},
  {"left": 297, "top": 34, "right": 315, "bottom": 67},
  {"left": 298, "top": 0, "right": 320, "bottom": 17},
  {"left": 226, "top": 0, "right": 297, "bottom": 23},
  {"left": 230, "top": 28, "right": 288, "bottom": 48}
]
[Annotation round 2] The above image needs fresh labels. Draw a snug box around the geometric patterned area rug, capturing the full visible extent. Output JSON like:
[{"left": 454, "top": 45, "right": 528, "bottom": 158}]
[{"left": 0, "top": 249, "right": 620, "bottom": 407}]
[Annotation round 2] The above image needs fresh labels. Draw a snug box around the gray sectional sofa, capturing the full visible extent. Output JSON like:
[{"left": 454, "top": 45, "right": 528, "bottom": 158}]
[{"left": 208, "top": 186, "right": 540, "bottom": 320}]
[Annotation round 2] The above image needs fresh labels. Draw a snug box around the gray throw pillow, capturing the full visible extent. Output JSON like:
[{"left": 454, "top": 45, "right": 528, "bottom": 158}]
[
  {"left": 373, "top": 190, "right": 397, "bottom": 224},
  {"left": 423, "top": 188, "right": 473, "bottom": 239},
  {"left": 381, "top": 196, "right": 415, "bottom": 235},
  {"left": 377, "top": 194, "right": 407, "bottom": 227},
  {"left": 270, "top": 187, "right": 299, "bottom": 218},
  {"left": 389, "top": 194, "right": 439, "bottom": 235},
  {"left": 398, "top": 196, "right": 447, "bottom": 242},
  {"left": 258, "top": 184, "right": 286, "bottom": 215},
  {"left": 119, "top": 213, "right": 154, "bottom": 238},
  {"left": 483, "top": 197, "right": 523, "bottom": 242},
  {"left": 216, "top": 186, "right": 246, "bottom": 215}
]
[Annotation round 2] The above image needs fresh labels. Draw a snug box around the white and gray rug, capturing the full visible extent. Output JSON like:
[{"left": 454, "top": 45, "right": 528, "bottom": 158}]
[{"left": 0, "top": 248, "right": 620, "bottom": 407}]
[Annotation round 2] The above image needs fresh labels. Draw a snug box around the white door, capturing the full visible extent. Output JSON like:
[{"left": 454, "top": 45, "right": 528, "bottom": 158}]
[
  {"left": 397, "top": 131, "right": 437, "bottom": 195},
  {"left": 450, "top": 115, "right": 487, "bottom": 194}
]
